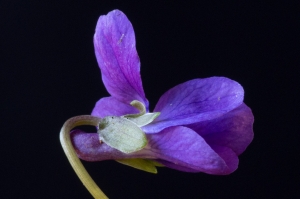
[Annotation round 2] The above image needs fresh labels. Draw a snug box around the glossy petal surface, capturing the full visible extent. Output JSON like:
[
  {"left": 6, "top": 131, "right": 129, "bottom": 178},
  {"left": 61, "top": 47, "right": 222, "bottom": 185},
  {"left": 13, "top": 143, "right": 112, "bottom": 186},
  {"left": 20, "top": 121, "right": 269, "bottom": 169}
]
[
  {"left": 143, "top": 77, "right": 244, "bottom": 133},
  {"left": 94, "top": 10, "right": 148, "bottom": 107}
]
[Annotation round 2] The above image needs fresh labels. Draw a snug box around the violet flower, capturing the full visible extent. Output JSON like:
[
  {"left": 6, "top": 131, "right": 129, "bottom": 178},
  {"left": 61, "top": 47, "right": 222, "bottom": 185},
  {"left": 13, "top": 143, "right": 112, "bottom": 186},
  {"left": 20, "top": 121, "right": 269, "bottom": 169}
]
[{"left": 70, "top": 9, "right": 254, "bottom": 175}]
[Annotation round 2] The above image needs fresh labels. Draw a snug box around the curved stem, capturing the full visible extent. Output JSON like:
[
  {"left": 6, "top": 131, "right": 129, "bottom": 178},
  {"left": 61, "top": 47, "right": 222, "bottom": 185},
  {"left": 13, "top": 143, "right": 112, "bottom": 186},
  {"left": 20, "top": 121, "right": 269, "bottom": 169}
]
[{"left": 60, "top": 115, "right": 108, "bottom": 199}]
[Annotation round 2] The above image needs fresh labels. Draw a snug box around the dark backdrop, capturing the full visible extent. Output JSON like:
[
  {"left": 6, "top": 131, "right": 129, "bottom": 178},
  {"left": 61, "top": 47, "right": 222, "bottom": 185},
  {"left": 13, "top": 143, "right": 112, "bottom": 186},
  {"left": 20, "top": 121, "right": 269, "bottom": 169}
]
[{"left": 1, "top": 1, "right": 299, "bottom": 198}]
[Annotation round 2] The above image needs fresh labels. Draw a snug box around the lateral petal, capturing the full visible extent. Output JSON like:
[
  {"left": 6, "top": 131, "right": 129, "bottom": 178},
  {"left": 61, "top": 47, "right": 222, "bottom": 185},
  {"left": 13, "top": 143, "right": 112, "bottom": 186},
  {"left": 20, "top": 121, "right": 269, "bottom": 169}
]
[{"left": 143, "top": 77, "right": 244, "bottom": 133}]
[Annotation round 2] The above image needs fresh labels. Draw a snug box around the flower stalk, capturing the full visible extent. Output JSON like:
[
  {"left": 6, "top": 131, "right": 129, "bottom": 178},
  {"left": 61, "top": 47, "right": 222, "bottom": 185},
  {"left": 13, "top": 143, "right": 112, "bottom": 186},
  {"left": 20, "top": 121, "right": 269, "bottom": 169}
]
[{"left": 59, "top": 115, "right": 108, "bottom": 199}]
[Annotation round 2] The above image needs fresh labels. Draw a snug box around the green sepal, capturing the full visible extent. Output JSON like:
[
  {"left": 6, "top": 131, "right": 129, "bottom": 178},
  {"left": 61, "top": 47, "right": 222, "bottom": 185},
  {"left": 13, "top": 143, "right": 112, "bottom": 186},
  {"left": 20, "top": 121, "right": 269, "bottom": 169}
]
[
  {"left": 123, "top": 112, "right": 160, "bottom": 127},
  {"left": 130, "top": 100, "right": 146, "bottom": 116},
  {"left": 98, "top": 116, "right": 147, "bottom": 154},
  {"left": 116, "top": 159, "right": 162, "bottom": 173}
]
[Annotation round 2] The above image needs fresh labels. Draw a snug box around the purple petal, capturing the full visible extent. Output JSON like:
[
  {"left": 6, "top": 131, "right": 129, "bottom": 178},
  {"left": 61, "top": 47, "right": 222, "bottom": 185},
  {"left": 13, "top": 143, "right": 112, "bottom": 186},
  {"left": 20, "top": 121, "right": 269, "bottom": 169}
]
[
  {"left": 71, "top": 130, "right": 155, "bottom": 162},
  {"left": 209, "top": 145, "right": 239, "bottom": 175},
  {"left": 147, "top": 126, "right": 232, "bottom": 174},
  {"left": 94, "top": 10, "right": 148, "bottom": 108},
  {"left": 143, "top": 77, "right": 244, "bottom": 133},
  {"left": 189, "top": 103, "right": 254, "bottom": 155},
  {"left": 71, "top": 127, "right": 237, "bottom": 174},
  {"left": 155, "top": 146, "right": 239, "bottom": 175},
  {"left": 91, "top": 97, "right": 139, "bottom": 118}
]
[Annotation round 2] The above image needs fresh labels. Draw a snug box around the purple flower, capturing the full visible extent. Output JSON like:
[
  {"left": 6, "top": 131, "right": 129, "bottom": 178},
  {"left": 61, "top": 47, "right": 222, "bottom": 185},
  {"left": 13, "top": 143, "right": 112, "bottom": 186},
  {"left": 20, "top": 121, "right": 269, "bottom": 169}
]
[{"left": 71, "top": 9, "right": 254, "bottom": 175}]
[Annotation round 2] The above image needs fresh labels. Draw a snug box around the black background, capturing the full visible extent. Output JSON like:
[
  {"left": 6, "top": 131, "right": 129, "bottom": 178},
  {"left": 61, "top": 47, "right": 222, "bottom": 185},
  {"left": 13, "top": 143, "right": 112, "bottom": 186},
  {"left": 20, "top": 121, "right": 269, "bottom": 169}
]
[{"left": 1, "top": 1, "right": 299, "bottom": 198}]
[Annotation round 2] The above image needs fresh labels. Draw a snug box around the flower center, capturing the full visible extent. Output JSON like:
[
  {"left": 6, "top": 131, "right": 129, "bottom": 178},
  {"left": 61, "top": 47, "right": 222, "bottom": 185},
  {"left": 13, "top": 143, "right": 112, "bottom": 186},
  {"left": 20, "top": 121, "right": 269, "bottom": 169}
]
[{"left": 97, "top": 100, "right": 160, "bottom": 154}]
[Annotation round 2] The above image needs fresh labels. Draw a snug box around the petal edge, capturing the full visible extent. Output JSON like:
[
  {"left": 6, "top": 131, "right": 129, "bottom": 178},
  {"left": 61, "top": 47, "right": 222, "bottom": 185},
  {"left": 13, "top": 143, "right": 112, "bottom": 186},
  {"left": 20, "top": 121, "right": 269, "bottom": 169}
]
[{"left": 94, "top": 10, "right": 148, "bottom": 107}]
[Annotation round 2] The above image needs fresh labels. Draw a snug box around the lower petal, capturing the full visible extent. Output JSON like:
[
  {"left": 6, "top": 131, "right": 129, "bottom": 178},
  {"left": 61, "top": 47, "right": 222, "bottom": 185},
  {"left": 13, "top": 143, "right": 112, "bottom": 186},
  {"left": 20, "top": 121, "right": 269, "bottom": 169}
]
[
  {"left": 157, "top": 145, "right": 239, "bottom": 174},
  {"left": 71, "top": 126, "right": 240, "bottom": 174},
  {"left": 155, "top": 159, "right": 200, "bottom": 172},
  {"left": 147, "top": 126, "right": 231, "bottom": 174}
]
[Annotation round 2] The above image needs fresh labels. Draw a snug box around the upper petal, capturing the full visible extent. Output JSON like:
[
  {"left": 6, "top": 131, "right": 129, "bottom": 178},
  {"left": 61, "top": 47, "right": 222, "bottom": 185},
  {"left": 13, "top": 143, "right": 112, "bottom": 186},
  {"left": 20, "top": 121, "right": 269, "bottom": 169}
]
[
  {"left": 143, "top": 77, "right": 244, "bottom": 133},
  {"left": 94, "top": 9, "right": 148, "bottom": 108}
]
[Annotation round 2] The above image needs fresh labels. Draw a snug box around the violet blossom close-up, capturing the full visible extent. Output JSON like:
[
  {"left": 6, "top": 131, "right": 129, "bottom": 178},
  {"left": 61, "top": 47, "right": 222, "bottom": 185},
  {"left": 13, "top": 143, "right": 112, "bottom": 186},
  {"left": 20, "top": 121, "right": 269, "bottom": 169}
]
[{"left": 70, "top": 9, "right": 254, "bottom": 175}]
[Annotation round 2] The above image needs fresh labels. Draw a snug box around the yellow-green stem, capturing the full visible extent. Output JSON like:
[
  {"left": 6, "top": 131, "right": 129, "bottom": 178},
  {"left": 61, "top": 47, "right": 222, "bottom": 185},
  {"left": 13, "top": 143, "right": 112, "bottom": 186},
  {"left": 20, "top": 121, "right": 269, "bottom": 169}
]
[{"left": 60, "top": 115, "right": 108, "bottom": 199}]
